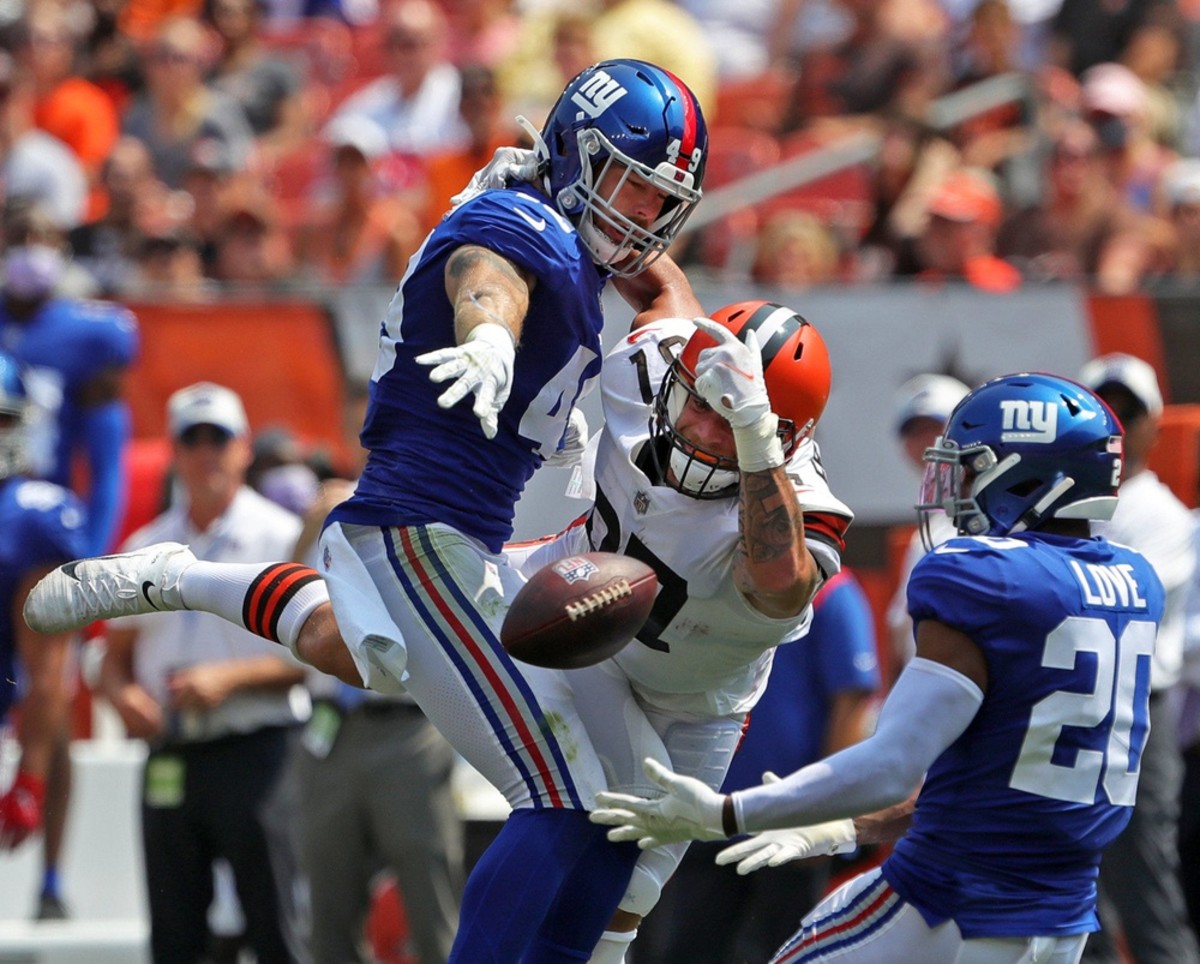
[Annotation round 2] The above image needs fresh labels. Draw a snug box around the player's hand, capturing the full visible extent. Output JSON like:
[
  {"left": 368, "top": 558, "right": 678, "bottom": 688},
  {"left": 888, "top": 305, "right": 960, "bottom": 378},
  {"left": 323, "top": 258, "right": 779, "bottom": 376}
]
[
  {"left": 450, "top": 147, "right": 541, "bottom": 208},
  {"left": 416, "top": 323, "right": 515, "bottom": 439},
  {"left": 590, "top": 757, "right": 728, "bottom": 849},
  {"left": 691, "top": 318, "right": 783, "bottom": 473},
  {"left": 544, "top": 408, "right": 589, "bottom": 467},
  {"left": 692, "top": 317, "right": 771, "bottom": 431},
  {"left": 0, "top": 770, "right": 46, "bottom": 850},
  {"left": 716, "top": 818, "right": 857, "bottom": 874}
]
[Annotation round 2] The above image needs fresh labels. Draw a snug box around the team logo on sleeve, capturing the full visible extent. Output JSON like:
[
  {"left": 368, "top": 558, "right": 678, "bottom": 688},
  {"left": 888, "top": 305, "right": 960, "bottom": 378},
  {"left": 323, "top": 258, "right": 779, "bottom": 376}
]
[
  {"left": 999, "top": 400, "right": 1058, "bottom": 443},
  {"left": 572, "top": 71, "right": 628, "bottom": 120}
]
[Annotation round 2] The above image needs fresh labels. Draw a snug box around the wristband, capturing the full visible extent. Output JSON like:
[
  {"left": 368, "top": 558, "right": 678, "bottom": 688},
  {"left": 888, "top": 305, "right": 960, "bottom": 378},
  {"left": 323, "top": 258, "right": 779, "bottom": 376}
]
[
  {"left": 732, "top": 412, "right": 785, "bottom": 474},
  {"left": 465, "top": 321, "right": 516, "bottom": 351}
]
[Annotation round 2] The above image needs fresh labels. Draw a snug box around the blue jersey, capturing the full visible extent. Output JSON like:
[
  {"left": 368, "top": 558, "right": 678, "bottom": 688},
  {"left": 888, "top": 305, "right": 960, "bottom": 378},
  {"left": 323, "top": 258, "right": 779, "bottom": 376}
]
[
  {"left": 0, "top": 477, "right": 87, "bottom": 719},
  {"left": 331, "top": 185, "right": 606, "bottom": 552},
  {"left": 883, "top": 532, "right": 1163, "bottom": 938},
  {"left": 1, "top": 297, "right": 137, "bottom": 553}
]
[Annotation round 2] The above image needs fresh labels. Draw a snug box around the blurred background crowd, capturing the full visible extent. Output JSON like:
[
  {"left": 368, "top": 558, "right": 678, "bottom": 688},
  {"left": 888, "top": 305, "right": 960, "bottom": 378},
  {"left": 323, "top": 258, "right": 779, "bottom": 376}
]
[{"left": 7, "top": 0, "right": 1200, "bottom": 300}]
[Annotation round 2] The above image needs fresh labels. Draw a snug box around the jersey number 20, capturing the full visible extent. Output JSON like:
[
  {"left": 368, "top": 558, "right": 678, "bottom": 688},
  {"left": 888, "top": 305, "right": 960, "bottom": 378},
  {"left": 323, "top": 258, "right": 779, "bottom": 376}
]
[{"left": 1010, "top": 616, "right": 1154, "bottom": 806}]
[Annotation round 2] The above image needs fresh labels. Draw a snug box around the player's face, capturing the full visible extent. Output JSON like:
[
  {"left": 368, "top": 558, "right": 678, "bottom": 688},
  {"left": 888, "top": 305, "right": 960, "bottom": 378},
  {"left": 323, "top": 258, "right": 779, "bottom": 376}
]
[
  {"left": 173, "top": 424, "right": 252, "bottom": 505},
  {"left": 595, "top": 164, "right": 669, "bottom": 235},
  {"left": 672, "top": 392, "right": 736, "bottom": 463}
]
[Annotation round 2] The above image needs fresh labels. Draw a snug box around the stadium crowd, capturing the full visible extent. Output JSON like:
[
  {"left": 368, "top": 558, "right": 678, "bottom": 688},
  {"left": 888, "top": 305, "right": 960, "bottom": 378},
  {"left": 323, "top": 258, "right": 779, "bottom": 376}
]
[{"left": 4, "top": 0, "right": 1200, "bottom": 298}]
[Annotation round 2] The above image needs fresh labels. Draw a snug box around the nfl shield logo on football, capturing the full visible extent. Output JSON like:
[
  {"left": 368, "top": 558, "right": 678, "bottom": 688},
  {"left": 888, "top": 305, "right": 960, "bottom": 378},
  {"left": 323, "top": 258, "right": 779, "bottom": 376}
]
[
  {"left": 323, "top": 545, "right": 332, "bottom": 571},
  {"left": 554, "top": 557, "right": 600, "bottom": 584},
  {"left": 634, "top": 491, "right": 649, "bottom": 515}
]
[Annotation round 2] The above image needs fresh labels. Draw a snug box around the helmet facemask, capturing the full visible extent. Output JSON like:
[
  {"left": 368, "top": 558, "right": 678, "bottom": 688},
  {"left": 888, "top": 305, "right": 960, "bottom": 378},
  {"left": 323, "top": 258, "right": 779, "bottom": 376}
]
[{"left": 559, "top": 127, "right": 702, "bottom": 277}]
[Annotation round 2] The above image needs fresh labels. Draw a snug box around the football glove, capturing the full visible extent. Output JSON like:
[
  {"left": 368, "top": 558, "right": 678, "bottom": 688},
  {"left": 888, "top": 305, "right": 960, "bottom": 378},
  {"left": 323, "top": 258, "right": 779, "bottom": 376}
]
[
  {"left": 715, "top": 813, "right": 857, "bottom": 875},
  {"left": 417, "top": 323, "right": 515, "bottom": 439},
  {"left": 590, "top": 757, "right": 728, "bottom": 849},
  {"left": 691, "top": 318, "right": 784, "bottom": 473},
  {"left": 0, "top": 769, "right": 45, "bottom": 850},
  {"left": 544, "top": 408, "right": 589, "bottom": 467},
  {"left": 450, "top": 147, "right": 541, "bottom": 208}
]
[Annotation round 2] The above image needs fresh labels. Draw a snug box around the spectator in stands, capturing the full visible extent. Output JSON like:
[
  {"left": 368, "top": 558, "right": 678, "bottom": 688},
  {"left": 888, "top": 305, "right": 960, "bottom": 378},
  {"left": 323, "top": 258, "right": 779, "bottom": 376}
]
[
  {"left": 326, "top": 0, "right": 468, "bottom": 158},
  {"left": 912, "top": 166, "right": 1021, "bottom": 292},
  {"left": 16, "top": 3, "right": 120, "bottom": 224},
  {"left": 444, "top": 0, "right": 522, "bottom": 68},
  {"left": 1078, "top": 354, "right": 1200, "bottom": 964},
  {"left": 589, "top": 0, "right": 718, "bottom": 117},
  {"left": 750, "top": 210, "right": 842, "bottom": 289},
  {"left": 181, "top": 134, "right": 255, "bottom": 277},
  {"left": 420, "top": 63, "right": 519, "bottom": 236},
  {"left": 0, "top": 52, "right": 87, "bottom": 233},
  {"left": 97, "top": 382, "right": 308, "bottom": 964},
  {"left": 1049, "top": 0, "right": 1179, "bottom": 77},
  {"left": 128, "top": 227, "right": 212, "bottom": 302},
  {"left": 69, "top": 136, "right": 175, "bottom": 299},
  {"left": 997, "top": 119, "right": 1142, "bottom": 284},
  {"left": 121, "top": 15, "right": 256, "bottom": 188},
  {"left": 633, "top": 567, "right": 880, "bottom": 963},
  {"left": 1162, "top": 158, "right": 1200, "bottom": 281},
  {"left": 293, "top": 114, "right": 423, "bottom": 286},
  {"left": 497, "top": 11, "right": 596, "bottom": 127},
  {"left": 1082, "top": 61, "right": 1176, "bottom": 214},
  {"left": 209, "top": 193, "right": 296, "bottom": 291},
  {"left": 77, "top": 0, "right": 145, "bottom": 116},
  {"left": 203, "top": 0, "right": 310, "bottom": 164},
  {"left": 673, "top": 0, "right": 775, "bottom": 81},
  {"left": 883, "top": 372, "right": 969, "bottom": 680}
]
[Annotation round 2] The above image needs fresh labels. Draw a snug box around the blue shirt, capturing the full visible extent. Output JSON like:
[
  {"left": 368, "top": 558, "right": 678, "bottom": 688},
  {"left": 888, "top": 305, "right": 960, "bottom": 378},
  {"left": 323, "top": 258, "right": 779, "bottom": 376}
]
[
  {"left": 723, "top": 570, "right": 880, "bottom": 791},
  {"left": 884, "top": 532, "right": 1163, "bottom": 937},
  {"left": 0, "top": 477, "right": 87, "bottom": 719},
  {"left": 330, "top": 185, "right": 606, "bottom": 552}
]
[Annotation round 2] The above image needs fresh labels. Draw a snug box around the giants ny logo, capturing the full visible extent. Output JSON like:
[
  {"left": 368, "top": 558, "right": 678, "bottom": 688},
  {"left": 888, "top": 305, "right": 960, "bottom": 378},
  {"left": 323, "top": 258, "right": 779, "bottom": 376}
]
[
  {"left": 572, "top": 71, "right": 628, "bottom": 121},
  {"left": 999, "top": 400, "right": 1058, "bottom": 442}
]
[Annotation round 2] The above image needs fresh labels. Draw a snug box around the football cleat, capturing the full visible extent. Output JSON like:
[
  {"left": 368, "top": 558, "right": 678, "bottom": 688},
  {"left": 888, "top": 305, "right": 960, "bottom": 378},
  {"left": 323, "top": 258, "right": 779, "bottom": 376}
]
[{"left": 23, "top": 542, "right": 196, "bottom": 634}]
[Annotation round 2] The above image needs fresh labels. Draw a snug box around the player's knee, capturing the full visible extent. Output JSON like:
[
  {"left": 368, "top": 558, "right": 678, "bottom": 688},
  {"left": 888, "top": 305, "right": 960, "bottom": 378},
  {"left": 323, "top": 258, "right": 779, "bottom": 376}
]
[{"left": 616, "top": 863, "right": 661, "bottom": 918}]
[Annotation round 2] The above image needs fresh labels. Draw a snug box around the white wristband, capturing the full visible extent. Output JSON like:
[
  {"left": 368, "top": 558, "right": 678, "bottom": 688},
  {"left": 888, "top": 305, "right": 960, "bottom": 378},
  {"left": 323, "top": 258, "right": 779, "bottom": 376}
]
[
  {"left": 732, "top": 412, "right": 785, "bottom": 474},
  {"left": 465, "top": 321, "right": 515, "bottom": 351}
]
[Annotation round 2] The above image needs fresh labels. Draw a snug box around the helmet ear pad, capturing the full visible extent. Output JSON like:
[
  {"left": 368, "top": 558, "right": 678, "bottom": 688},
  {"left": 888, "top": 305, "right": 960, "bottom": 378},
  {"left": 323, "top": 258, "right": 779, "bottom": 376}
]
[{"left": 538, "top": 59, "right": 708, "bottom": 276}]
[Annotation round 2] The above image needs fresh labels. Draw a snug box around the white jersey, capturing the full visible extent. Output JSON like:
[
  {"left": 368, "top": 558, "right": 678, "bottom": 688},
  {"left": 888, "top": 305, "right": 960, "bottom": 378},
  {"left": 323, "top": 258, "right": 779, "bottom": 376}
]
[{"left": 522, "top": 318, "right": 854, "bottom": 717}]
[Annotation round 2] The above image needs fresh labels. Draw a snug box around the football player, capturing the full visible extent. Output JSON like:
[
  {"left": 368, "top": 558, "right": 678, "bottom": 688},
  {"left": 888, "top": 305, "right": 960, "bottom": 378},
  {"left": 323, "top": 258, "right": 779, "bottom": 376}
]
[
  {"left": 0, "top": 352, "right": 88, "bottom": 853},
  {"left": 592, "top": 373, "right": 1163, "bottom": 964},
  {"left": 27, "top": 60, "right": 711, "bottom": 960}
]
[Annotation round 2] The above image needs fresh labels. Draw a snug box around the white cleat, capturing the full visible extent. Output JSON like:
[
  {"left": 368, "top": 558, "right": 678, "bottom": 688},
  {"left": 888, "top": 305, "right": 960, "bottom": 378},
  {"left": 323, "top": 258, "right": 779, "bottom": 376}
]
[{"left": 24, "top": 542, "right": 197, "bottom": 634}]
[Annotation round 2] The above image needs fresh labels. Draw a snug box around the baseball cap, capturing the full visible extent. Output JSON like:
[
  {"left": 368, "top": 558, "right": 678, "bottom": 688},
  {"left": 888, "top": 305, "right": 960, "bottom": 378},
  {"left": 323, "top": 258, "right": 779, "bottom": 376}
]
[
  {"left": 927, "top": 169, "right": 1002, "bottom": 227},
  {"left": 1077, "top": 353, "right": 1163, "bottom": 417},
  {"left": 1080, "top": 63, "right": 1146, "bottom": 119},
  {"left": 323, "top": 115, "right": 389, "bottom": 160},
  {"left": 167, "top": 382, "right": 248, "bottom": 438},
  {"left": 894, "top": 374, "right": 971, "bottom": 435}
]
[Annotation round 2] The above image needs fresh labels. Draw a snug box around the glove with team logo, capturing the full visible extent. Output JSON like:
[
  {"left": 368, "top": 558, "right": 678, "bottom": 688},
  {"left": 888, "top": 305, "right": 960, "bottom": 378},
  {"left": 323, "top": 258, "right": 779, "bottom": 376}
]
[
  {"left": 416, "top": 323, "right": 516, "bottom": 439},
  {"left": 450, "top": 147, "right": 541, "bottom": 209},
  {"left": 691, "top": 317, "right": 783, "bottom": 473},
  {"left": 0, "top": 769, "right": 46, "bottom": 850},
  {"left": 544, "top": 408, "right": 589, "bottom": 467}
]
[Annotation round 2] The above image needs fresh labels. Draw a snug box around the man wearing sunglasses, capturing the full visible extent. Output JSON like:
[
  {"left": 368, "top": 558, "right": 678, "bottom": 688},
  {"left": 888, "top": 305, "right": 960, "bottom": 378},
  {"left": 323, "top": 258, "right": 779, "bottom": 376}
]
[{"left": 94, "top": 382, "right": 309, "bottom": 964}]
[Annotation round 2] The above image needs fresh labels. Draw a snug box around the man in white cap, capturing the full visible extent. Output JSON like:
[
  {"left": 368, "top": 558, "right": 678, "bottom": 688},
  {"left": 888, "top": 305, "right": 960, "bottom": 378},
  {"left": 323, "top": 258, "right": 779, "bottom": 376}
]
[
  {"left": 1077, "top": 353, "right": 1200, "bottom": 964},
  {"left": 885, "top": 373, "right": 970, "bottom": 679},
  {"left": 95, "top": 382, "right": 309, "bottom": 964}
]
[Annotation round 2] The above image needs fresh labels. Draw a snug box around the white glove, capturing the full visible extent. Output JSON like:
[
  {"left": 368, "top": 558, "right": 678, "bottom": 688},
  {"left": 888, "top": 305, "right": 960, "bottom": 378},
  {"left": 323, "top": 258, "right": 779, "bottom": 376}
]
[
  {"left": 450, "top": 147, "right": 541, "bottom": 208},
  {"left": 590, "top": 758, "right": 729, "bottom": 849},
  {"left": 690, "top": 317, "right": 783, "bottom": 473},
  {"left": 416, "top": 323, "right": 515, "bottom": 439},
  {"left": 544, "top": 408, "right": 589, "bottom": 467}
]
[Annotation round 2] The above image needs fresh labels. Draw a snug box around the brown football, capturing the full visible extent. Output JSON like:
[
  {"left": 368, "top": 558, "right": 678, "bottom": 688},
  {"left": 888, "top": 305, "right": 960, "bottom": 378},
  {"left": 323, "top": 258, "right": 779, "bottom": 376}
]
[{"left": 501, "top": 552, "right": 659, "bottom": 669}]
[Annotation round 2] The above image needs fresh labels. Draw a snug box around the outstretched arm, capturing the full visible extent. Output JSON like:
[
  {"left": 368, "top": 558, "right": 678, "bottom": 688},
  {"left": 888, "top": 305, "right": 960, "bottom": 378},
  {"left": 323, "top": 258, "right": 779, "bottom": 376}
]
[{"left": 613, "top": 253, "right": 703, "bottom": 329}]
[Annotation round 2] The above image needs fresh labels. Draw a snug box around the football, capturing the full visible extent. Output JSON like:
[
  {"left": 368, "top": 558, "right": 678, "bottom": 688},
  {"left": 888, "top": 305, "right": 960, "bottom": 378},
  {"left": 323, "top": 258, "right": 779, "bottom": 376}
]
[{"left": 501, "top": 552, "right": 659, "bottom": 670}]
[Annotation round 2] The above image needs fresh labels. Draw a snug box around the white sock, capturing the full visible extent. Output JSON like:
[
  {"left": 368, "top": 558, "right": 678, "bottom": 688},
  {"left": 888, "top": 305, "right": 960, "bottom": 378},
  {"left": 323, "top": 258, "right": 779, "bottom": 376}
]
[
  {"left": 179, "top": 561, "right": 329, "bottom": 652},
  {"left": 589, "top": 928, "right": 637, "bottom": 964}
]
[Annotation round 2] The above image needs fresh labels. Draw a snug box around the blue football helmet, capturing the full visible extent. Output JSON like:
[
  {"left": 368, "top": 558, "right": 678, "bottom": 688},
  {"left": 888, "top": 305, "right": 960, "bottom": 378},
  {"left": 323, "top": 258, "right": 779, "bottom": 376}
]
[
  {"left": 917, "top": 372, "right": 1122, "bottom": 543},
  {"left": 525, "top": 59, "right": 708, "bottom": 277},
  {"left": 0, "top": 350, "right": 30, "bottom": 479}
]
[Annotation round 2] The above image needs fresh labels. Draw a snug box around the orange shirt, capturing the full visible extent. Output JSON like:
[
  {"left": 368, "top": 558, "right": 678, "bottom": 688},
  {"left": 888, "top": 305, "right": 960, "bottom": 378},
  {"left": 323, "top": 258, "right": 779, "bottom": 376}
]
[
  {"left": 34, "top": 77, "right": 120, "bottom": 221},
  {"left": 420, "top": 136, "right": 512, "bottom": 236}
]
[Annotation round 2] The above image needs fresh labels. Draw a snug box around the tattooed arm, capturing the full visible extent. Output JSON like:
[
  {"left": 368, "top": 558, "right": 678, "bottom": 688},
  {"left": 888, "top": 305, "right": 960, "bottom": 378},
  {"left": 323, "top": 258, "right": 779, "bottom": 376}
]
[
  {"left": 444, "top": 244, "right": 537, "bottom": 345},
  {"left": 733, "top": 466, "right": 820, "bottom": 620}
]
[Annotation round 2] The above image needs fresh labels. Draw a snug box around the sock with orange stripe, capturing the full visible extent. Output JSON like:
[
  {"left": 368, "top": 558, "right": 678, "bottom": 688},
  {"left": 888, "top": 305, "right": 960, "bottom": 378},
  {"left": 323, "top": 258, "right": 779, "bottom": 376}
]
[{"left": 178, "top": 561, "right": 329, "bottom": 654}]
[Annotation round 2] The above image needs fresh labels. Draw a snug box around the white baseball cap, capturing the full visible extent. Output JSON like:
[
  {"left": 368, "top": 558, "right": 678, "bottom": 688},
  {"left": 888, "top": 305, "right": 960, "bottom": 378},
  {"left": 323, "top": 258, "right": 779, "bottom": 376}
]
[
  {"left": 1078, "top": 353, "right": 1163, "bottom": 417},
  {"left": 167, "top": 382, "right": 248, "bottom": 438},
  {"left": 894, "top": 374, "right": 971, "bottom": 435}
]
